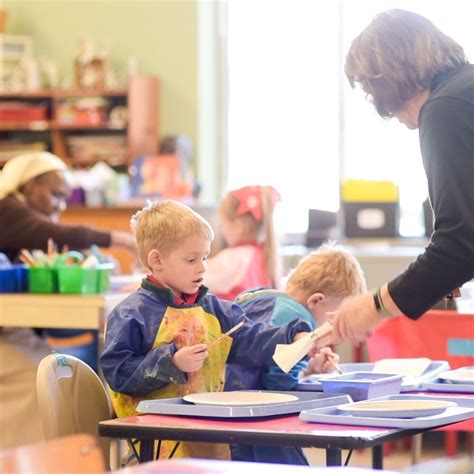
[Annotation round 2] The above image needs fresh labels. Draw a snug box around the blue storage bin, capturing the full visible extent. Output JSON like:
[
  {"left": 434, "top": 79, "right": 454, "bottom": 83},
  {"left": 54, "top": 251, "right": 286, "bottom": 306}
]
[
  {"left": 320, "top": 371, "right": 403, "bottom": 401},
  {"left": 0, "top": 264, "right": 29, "bottom": 292}
]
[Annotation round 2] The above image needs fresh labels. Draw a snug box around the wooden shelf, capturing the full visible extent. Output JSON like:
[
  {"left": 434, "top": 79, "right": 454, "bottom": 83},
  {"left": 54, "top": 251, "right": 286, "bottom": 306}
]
[
  {"left": 0, "top": 120, "right": 51, "bottom": 130},
  {"left": 53, "top": 88, "right": 127, "bottom": 98},
  {"left": 0, "top": 88, "right": 127, "bottom": 99},
  {"left": 52, "top": 122, "right": 126, "bottom": 131},
  {"left": 0, "top": 77, "right": 158, "bottom": 167}
]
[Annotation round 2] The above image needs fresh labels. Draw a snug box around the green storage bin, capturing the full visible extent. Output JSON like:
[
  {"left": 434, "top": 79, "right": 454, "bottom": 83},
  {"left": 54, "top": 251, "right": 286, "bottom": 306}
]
[
  {"left": 57, "top": 266, "right": 98, "bottom": 294},
  {"left": 96, "top": 263, "right": 114, "bottom": 293},
  {"left": 29, "top": 267, "right": 58, "bottom": 293}
]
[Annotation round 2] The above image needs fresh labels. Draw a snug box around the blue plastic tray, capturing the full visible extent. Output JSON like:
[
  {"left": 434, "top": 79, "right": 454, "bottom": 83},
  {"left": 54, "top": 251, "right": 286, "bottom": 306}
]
[
  {"left": 299, "top": 394, "right": 474, "bottom": 428},
  {"left": 137, "top": 391, "right": 350, "bottom": 418},
  {"left": 297, "top": 361, "right": 450, "bottom": 392},
  {"left": 320, "top": 372, "right": 403, "bottom": 401}
]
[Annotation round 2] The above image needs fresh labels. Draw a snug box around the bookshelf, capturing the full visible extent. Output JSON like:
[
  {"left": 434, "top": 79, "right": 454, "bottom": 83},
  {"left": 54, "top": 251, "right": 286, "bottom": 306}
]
[{"left": 0, "top": 75, "right": 159, "bottom": 169}]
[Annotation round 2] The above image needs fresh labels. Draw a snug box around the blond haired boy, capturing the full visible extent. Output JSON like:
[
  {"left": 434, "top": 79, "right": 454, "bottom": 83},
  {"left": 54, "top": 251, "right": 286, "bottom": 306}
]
[
  {"left": 227, "top": 243, "right": 366, "bottom": 390},
  {"left": 100, "top": 200, "right": 313, "bottom": 461},
  {"left": 226, "top": 243, "right": 366, "bottom": 464}
]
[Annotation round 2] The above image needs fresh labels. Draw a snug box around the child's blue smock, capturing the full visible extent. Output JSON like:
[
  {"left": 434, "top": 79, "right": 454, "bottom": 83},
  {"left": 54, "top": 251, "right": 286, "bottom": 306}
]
[{"left": 225, "top": 288, "right": 317, "bottom": 466}]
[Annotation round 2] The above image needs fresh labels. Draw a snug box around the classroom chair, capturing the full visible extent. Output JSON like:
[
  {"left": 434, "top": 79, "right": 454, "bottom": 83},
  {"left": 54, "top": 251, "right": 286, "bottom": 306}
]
[
  {"left": 0, "top": 433, "right": 104, "bottom": 474},
  {"left": 36, "top": 353, "right": 116, "bottom": 469},
  {"left": 367, "top": 311, "right": 474, "bottom": 459}
]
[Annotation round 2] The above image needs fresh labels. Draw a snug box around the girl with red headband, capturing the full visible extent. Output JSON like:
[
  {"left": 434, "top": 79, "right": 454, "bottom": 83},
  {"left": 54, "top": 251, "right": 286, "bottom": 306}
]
[{"left": 204, "top": 185, "right": 281, "bottom": 300}]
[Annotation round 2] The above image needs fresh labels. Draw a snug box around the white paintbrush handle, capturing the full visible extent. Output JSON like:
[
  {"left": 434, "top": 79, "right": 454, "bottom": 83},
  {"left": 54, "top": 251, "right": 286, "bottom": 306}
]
[{"left": 208, "top": 320, "right": 245, "bottom": 348}]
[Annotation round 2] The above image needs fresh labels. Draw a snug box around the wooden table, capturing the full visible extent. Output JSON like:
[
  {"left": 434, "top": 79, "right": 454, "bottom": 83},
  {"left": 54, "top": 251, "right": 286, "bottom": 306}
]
[
  {"left": 99, "top": 412, "right": 442, "bottom": 469},
  {"left": 0, "top": 293, "right": 127, "bottom": 330}
]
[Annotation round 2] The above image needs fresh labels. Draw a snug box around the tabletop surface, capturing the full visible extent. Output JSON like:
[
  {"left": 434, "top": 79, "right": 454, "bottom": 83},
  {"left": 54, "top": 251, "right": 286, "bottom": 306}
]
[
  {"left": 0, "top": 292, "right": 127, "bottom": 329},
  {"left": 99, "top": 390, "right": 474, "bottom": 450},
  {"left": 99, "top": 412, "right": 417, "bottom": 450}
]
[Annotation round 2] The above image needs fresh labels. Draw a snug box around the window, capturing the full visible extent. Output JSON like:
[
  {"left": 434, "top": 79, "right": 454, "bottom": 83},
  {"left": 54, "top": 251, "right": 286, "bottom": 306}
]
[{"left": 225, "top": 0, "right": 473, "bottom": 236}]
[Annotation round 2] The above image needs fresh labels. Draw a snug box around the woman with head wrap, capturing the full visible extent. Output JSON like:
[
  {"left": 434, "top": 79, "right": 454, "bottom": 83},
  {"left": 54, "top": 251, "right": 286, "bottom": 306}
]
[
  {"left": 0, "top": 152, "right": 135, "bottom": 449},
  {"left": 0, "top": 151, "right": 135, "bottom": 262}
]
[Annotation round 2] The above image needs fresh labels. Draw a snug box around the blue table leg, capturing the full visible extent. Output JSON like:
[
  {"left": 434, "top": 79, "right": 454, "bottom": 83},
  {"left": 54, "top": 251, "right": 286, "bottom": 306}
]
[
  {"left": 372, "top": 445, "right": 384, "bottom": 470},
  {"left": 139, "top": 439, "right": 154, "bottom": 463},
  {"left": 326, "top": 448, "right": 342, "bottom": 466}
]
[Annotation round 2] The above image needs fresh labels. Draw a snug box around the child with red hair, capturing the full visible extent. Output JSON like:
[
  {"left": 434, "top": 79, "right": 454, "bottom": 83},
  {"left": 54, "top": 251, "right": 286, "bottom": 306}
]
[{"left": 204, "top": 185, "right": 281, "bottom": 299}]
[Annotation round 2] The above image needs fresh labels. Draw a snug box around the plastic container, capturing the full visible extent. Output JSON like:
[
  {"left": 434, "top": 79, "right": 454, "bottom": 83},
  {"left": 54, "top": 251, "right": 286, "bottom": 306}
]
[
  {"left": 96, "top": 263, "right": 114, "bottom": 293},
  {"left": 320, "top": 371, "right": 403, "bottom": 401},
  {"left": 57, "top": 266, "right": 98, "bottom": 294},
  {"left": 0, "top": 264, "right": 28, "bottom": 292},
  {"left": 28, "top": 267, "right": 58, "bottom": 293}
]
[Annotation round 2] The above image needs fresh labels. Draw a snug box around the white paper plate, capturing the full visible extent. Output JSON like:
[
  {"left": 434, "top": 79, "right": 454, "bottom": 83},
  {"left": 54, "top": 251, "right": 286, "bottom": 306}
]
[
  {"left": 438, "top": 369, "right": 474, "bottom": 384},
  {"left": 337, "top": 399, "right": 456, "bottom": 418},
  {"left": 183, "top": 391, "right": 298, "bottom": 406},
  {"left": 372, "top": 358, "right": 431, "bottom": 377}
]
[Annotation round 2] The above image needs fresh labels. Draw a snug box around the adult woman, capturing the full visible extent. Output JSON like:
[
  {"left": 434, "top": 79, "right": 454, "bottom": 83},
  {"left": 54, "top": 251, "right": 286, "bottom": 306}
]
[
  {"left": 0, "top": 152, "right": 135, "bottom": 262},
  {"left": 0, "top": 152, "right": 135, "bottom": 448},
  {"left": 329, "top": 10, "right": 474, "bottom": 344}
]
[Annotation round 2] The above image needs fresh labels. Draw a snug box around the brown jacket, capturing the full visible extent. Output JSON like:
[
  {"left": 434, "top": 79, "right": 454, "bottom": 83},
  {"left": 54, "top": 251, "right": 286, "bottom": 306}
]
[{"left": 0, "top": 195, "right": 111, "bottom": 263}]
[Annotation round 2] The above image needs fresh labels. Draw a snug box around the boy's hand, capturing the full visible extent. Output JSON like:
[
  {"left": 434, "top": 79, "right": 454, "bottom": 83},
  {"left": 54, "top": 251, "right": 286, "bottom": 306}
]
[
  {"left": 304, "top": 347, "right": 340, "bottom": 375},
  {"left": 172, "top": 344, "right": 208, "bottom": 373}
]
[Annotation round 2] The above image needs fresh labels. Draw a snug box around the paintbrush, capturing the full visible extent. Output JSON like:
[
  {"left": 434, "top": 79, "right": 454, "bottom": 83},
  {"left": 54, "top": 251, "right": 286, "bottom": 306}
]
[
  {"left": 19, "top": 249, "right": 36, "bottom": 267},
  {"left": 208, "top": 320, "right": 245, "bottom": 348}
]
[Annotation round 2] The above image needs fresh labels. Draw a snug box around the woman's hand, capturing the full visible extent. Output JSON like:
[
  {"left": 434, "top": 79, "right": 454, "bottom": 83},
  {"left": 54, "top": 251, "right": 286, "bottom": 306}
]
[
  {"left": 172, "top": 344, "right": 208, "bottom": 373},
  {"left": 304, "top": 347, "right": 340, "bottom": 375},
  {"left": 316, "top": 293, "right": 382, "bottom": 347}
]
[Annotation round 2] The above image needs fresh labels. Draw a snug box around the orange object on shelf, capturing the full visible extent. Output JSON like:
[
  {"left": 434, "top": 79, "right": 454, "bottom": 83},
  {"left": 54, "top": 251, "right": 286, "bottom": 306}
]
[{"left": 0, "top": 102, "right": 48, "bottom": 121}]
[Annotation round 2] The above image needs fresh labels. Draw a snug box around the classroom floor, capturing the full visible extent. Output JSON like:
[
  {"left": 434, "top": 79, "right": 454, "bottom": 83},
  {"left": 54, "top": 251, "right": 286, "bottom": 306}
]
[{"left": 304, "top": 432, "right": 473, "bottom": 471}]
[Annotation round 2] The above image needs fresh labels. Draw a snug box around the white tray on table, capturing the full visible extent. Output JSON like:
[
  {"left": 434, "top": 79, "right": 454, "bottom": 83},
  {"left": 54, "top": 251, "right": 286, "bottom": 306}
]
[
  {"left": 423, "top": 367, "right": 474, "bottom": 394},
  {"left": 137, "top": 391, "right": 350, "bottom": 418},
  {"left": 299, "top": 394, "right": 474, "bottom": 429},
  {"left": 296, "top": 361, "right": 449, "bottom": 392}
]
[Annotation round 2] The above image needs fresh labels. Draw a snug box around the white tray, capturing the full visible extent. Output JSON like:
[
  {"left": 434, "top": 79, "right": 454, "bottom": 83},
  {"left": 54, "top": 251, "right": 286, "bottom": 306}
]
[
  {"left": 299, "top": 394, "right": 474, "bottom": 428},
  {"left": 297, "top": 361, "right": 449, "bottom": 392},
  {"left": 423, "top": 377, "right": 474, "bottom": 394},
  {"left": 137, "top": 391, "right": 350, "bottom": 418}
]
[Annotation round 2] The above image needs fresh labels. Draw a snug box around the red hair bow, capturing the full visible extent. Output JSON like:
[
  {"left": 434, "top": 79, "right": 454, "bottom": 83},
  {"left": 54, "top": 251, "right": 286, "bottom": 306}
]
[{"left": 231, "top": 185, "right": 281, "bottom": 221}]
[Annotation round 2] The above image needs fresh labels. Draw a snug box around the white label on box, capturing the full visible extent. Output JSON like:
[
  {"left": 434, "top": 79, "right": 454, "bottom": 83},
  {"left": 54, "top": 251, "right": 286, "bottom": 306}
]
[{"left": 357, "top": 208, "right": 385, "bottom": 229}]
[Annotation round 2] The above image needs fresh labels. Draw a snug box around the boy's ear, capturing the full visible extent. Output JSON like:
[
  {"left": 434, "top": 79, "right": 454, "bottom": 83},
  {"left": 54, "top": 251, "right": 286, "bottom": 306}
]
[
  {"left": 306, "top": 292, "right": 325, "bottom": 310},
  {"left": 147, "top": 249, "right": 162, "bottom": 270}
]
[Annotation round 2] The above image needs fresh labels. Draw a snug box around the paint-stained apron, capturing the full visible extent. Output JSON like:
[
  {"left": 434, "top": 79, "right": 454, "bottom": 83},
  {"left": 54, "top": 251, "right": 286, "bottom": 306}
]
[{"left": 110, "top": 306, "right": 233, "bottom": 461}]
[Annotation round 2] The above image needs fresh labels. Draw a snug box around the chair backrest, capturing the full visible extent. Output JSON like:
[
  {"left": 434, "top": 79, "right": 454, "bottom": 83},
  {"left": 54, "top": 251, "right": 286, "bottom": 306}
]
[
  {"left": 0, "top": 433, "right": 104, "bottom": 474},
  {"left": 36, "top": 354, "right": 111, "bottom": 467},
  {"left": 367, "top": 311, "right": 474, "bottom": 369}
]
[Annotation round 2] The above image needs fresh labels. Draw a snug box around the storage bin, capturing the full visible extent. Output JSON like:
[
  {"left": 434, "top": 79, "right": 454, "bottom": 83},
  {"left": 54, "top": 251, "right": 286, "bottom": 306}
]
[
  {"left": 0, "top": 264, "right": 28, "bottom": 292},
  {"left": 320, "top": 372, "right": 403, "bottom": 401},
  {"left": 341, "top": 179, "right": 399, "bottom": 238},
  {"left": 57, "top": 266, "right": 98, "bottom": 294},
  {"left": 343, "top": 202, "right": 399, "bottom": 237},
  {"left": 96, "top": 263, "right": 114, "bottom": 293},
  {"left": 29, "top": 267, "right": 58, "bottom": 293}
]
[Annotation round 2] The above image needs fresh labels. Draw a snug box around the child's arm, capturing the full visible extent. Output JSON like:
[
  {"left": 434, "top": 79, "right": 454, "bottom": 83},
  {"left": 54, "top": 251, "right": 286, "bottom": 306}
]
[
  {"left": 218, "top": 302, "right": 311, "bottom": 367},
  {"left": 261, "top": 359, "right": 308, "bottom": 391}
]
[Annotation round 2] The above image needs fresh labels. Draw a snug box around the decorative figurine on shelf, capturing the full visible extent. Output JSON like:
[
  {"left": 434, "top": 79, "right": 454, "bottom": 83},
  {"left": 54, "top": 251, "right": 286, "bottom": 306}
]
[
  {"left": 39, "top": 56, "right": 60, "bottom": 89},
  {"left": 75, "top": 37, "right": 107, "bottom": 89}
]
